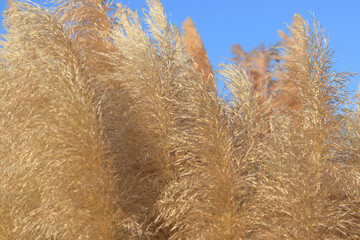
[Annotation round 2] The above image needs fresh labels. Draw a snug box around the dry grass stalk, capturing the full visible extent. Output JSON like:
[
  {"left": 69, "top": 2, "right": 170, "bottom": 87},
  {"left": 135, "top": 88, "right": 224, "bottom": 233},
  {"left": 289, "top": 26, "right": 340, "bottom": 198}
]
[
  {"left": 105, "top": 0, "right": 194, "bottom": 238},
  {"left": 231, "top": 44, "right": 279, "bottom": 124},
  {"left": 270, "top": 14, "right": 307, "bottom": 111},
  {"left": 247, "top": 14, "right": 360, "bottom": 239},
  {"left": 182, "top": 17, "right": 214, "bottom": 88},
  {"left": 231, "top": 44, "right": 277, "bottom": 94},
  {"left": 0, "top": 1, "right": 359, "bottom": 239},
  {"left": 49, "top": 3, "right": 137, "bottom": 237},
  {"left": 231, "top": 15, "right": 307, "bottom": 114},
  {"left": 0, "top": 1, "right": 122, "bottom": 238},
  {"left": 50, "top": 0, "right": 117, "bottom": 77},
  {"left": 155, "top": 65, "right": 261, "bottom": 239}
]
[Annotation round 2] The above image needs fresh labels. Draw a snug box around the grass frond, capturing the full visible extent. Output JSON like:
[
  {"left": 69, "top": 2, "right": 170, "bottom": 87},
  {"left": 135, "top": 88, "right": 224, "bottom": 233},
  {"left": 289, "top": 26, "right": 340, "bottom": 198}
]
[
  {"left": 182, "top": 17, "right": 214, "bottom": 88},
  {"left": 0, "top": 1, "right": 121, "bottom": 238},
  {"left": 0, "top": 1, "right": 359, "bottom": 239}
]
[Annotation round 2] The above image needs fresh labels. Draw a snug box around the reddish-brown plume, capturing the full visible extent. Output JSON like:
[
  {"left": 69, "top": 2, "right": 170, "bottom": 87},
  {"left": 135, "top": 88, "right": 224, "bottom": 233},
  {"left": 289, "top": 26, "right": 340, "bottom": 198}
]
[{"left": 182, "top": 17, "right": 214, "bottom": 88}]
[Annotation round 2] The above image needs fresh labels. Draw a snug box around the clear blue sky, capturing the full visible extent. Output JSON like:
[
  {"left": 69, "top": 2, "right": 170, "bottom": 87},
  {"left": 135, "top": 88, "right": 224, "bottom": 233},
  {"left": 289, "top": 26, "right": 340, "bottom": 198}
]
[{"left": 1, "top": 0, "right": 359, "bottom": 95}]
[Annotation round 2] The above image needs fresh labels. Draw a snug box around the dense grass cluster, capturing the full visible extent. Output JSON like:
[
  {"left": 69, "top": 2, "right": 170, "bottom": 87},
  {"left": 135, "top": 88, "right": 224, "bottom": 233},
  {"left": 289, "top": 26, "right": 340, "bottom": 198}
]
[{"left": 0, "top": 0, "right": 359, "bottom": 239}]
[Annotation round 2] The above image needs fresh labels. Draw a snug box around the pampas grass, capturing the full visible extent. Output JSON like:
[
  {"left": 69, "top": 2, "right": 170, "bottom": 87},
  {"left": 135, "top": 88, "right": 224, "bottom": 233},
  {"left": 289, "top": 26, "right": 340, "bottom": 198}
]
[
  {"left": 182, "top": 17, "right": 214, "bottom": 88},
  {"left": 0, "top": 1, "right": 121, "bottom": 238},
  {"left": 0, "top": 0, "right": 359, "bottom": 239},
  {"left": 248, "top": 14, "right": 359, "bottom": 239}
]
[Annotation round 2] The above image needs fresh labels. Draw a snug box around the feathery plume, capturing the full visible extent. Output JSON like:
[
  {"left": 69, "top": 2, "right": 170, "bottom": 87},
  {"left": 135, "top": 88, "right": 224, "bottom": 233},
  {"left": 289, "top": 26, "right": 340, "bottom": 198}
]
[
  {"left": 105, "top": 0, "right": 192, "bottom": 237},
  {"left": 271, "top": 14, "right": 306, "bottom": 111},
  {"left": 0, "top": 1, "right": 121, "bottom": 238},
  {"left": 50, "top": 0, "right": 116, "bottom": 77},
  {"left": 249, "top": 14, "right": 359, "bottom": 239},
  {"left": 182, "top": 17, "right": 214, "bottom": 88},
  {"left": 0, "top": 1, "right": 358, "bottom": 239}
]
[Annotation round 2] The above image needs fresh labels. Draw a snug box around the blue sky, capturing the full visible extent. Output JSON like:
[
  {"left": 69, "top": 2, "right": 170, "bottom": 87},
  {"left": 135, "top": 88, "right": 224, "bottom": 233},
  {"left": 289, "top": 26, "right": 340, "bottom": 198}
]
[{"left": 1, "top": 0, "right": 359, "bottom": 95}]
